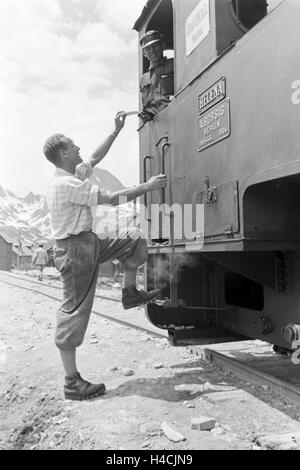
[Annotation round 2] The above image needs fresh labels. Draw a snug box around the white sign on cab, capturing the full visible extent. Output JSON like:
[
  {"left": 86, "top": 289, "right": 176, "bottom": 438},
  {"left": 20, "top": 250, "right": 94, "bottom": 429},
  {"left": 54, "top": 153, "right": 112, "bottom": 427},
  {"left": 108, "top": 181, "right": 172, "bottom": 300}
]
[{"left": 186, "top": 0, "right": 210, "bottom": 57}]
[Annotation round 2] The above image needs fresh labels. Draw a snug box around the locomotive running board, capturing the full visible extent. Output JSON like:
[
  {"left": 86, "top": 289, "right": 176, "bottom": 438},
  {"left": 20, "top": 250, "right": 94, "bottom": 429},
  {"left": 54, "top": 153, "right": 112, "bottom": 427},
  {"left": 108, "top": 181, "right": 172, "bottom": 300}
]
[
  {"left": 148, "top": 239, "right": 300, "bottom": 254},
  {"left": 168, "top": 328, "right": 247, "bottom": 346}
]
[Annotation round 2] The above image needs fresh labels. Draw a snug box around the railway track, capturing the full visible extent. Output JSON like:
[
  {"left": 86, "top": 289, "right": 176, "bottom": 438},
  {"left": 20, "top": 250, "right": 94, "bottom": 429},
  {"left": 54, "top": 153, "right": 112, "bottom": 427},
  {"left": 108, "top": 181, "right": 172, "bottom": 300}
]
[
  {"left": 0, "top": 271, "right": 167, "bottom": 339},
  {"left": 0, "top": 270, "right": 122, "bottom": 303},
  {"left": 1, "top": 271, "right": 300, "bottom": 406}
]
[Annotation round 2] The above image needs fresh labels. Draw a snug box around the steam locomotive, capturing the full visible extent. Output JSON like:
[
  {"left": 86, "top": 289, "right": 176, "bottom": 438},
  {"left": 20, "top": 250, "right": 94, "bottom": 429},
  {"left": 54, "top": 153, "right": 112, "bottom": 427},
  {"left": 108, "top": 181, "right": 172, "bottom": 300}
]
[{"left": 134, "top": 0, "right": 300, "bottom": 353}]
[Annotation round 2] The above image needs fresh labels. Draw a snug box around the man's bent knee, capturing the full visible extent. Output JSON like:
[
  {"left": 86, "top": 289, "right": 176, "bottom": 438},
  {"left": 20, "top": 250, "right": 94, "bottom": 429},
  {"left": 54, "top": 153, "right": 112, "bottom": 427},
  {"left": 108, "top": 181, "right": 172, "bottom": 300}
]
[{"left": 124, "top": 237, "right": 148, "bottom": 269}]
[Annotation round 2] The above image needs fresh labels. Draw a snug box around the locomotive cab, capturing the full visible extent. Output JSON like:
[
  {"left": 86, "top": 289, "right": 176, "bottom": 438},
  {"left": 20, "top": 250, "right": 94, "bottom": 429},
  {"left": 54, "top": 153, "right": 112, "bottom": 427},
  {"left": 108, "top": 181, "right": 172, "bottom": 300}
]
[
  {"left": 135, "top": 0, "right": 268, "bottom": 101},
  {"left": 134, "top": 0, "right": 300, "bottom": 352}
]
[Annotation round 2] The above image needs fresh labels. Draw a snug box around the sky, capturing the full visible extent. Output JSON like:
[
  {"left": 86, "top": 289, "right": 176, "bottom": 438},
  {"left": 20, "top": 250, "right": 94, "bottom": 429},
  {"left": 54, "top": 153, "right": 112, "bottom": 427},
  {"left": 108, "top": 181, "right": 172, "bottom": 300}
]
[{"left": 0, "top": 0, "right": 146, "bottom": 197}]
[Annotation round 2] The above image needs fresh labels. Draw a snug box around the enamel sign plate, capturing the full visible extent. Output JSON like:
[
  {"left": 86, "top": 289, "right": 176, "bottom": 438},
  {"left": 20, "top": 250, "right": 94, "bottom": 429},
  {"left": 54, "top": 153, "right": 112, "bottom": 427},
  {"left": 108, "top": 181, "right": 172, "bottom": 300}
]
[
  {"left": 186, "top": 0, "right": 210, "bottom": 56},
  {"left": 197, "top": 99, "right": 231, "bottom": 152},
  {"left": 198, "top": 77, "right": 226, "bottom": 115}
]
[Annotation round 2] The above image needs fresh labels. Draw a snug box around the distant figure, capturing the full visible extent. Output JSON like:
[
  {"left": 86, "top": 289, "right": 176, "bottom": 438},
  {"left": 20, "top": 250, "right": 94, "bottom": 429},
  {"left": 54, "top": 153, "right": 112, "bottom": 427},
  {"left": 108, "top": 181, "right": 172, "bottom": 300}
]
[
  {"left": 139, "top": 30, "right": 174, "bottom": 124},
  {"left": 32, "top": 244, "right": 48, "bottom": 281}
]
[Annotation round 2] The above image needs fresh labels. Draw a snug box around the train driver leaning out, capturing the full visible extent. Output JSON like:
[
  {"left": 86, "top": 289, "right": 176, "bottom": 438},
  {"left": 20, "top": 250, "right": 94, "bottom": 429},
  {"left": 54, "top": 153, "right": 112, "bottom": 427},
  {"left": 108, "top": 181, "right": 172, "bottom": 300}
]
[{"left": 139, "top": 30, "right": 174, "bottom": 124}]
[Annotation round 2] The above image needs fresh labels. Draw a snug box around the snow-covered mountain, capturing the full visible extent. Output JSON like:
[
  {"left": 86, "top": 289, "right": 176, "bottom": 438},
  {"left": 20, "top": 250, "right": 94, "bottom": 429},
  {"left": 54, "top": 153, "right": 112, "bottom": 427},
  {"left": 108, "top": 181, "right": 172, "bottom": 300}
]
[
  {"left": 0, "top": 168, "right": 137, "bottom": 246},
  {"left": 0, "top": 188, "right": 51, "bottom": 246}
]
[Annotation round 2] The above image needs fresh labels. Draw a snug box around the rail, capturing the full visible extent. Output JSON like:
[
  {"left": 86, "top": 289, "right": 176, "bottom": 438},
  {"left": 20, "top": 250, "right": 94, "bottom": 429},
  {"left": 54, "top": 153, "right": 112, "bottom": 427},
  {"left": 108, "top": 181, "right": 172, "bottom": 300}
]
[{"left": 2, "top": 271, "right": 300, "bottom": 405}]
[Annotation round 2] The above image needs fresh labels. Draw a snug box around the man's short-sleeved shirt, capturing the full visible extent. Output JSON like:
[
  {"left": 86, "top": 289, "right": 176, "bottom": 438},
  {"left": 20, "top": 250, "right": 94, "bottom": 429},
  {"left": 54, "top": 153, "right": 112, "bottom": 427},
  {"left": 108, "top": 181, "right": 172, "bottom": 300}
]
[{"left": 47, "top": 161, "right": 99, "bottom": 240}]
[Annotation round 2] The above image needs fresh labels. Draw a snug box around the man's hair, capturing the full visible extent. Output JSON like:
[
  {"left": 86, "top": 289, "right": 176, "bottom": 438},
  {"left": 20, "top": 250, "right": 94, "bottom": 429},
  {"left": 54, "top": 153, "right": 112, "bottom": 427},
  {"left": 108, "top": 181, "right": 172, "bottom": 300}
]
[{"left": 43, "top": 134, "right": 68, "bottom": 165}]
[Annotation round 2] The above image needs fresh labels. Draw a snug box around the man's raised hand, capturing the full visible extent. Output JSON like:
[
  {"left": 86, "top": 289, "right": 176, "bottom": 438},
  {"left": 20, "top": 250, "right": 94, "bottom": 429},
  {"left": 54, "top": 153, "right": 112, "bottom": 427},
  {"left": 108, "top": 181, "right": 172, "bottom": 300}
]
[{"left": 114, "top": 111, "right": 127, "bottom": 135}]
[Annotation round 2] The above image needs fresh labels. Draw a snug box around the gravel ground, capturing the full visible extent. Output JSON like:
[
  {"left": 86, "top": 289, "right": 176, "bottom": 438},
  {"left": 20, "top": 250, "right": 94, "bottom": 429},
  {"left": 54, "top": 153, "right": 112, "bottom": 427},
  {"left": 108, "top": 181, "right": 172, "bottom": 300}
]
[{"left": 1, "top": 279, "right": 300, "bottom": 451}]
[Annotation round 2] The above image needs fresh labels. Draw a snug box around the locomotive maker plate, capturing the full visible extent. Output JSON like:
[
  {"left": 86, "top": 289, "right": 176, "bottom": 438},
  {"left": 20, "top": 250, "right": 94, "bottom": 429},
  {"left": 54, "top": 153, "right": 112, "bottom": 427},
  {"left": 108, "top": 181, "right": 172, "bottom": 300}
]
[{"left": 197, "top": 99, "right": 231, "bottom": 152}]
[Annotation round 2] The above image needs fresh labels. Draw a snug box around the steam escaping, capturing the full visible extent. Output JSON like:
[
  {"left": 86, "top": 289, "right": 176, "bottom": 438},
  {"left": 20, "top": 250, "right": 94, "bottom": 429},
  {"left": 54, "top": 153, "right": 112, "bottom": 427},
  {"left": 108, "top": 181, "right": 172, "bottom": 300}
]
[{"left": 149, "top": 252, "right": 201, "bottom": 294}]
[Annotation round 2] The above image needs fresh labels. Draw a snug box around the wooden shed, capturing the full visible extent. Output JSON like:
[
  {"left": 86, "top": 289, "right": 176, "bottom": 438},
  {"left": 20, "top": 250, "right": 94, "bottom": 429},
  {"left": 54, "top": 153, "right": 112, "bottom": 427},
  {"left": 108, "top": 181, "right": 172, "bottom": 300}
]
[
  {"left": 0, "top": 233, "right": 13, "bottom": 271},
  {"left": 12, "top": 244, "right": 34, "bottom": 271}
]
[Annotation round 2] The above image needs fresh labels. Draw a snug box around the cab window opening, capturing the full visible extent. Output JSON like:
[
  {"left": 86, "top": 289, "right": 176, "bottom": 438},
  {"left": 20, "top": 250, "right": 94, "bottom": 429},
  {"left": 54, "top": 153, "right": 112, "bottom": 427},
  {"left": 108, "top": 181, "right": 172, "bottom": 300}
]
[
  {"left": 229, "top": 0, "right": 267, "bottom": 32},
  {"left": 138, "top": 0, "right": 175, "bottom": 124},
  {"left": 143, "top": 0, "right": 174, "bottom": 74}
]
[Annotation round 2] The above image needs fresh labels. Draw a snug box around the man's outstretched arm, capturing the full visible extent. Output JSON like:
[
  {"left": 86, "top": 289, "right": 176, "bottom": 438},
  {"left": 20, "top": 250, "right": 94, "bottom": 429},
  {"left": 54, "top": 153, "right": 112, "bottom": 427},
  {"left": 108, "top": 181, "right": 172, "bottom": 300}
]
[
  {"left": 89, "top": 111, "right": 126, "bottom": 168},
  {"left": 97, "top": 175, "right": 167, "bottom": 206}
]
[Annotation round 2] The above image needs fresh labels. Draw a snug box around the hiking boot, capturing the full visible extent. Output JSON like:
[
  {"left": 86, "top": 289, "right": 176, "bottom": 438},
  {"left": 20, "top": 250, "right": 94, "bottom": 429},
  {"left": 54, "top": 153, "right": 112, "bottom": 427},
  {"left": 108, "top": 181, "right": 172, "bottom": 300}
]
[
  {"left": 64, "top": 372, "right": 106, "bottom": 401},
  {"left": 122, "top": 287, "right": 161, "bottom": 310}
]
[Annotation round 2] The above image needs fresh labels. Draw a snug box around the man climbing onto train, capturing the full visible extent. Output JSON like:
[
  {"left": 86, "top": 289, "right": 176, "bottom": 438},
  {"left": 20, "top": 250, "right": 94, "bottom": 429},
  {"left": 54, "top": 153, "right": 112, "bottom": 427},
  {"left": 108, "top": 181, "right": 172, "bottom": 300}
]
[
  {"left": 139, "top": 30, "right": 174, "bottom": 124},
  {"left": 44, "top": 112, "right": 167, "bottom": 400}
]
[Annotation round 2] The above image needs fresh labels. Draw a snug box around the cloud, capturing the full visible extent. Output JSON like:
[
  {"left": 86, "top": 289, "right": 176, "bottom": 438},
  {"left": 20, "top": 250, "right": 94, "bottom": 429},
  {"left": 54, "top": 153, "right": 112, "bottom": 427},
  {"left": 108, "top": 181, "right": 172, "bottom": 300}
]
[
  {"left": 73, "top": 22, "right": 129, "bottom": 60},
  {"left": 95, "top": 0, "right": 146, "bottom": 32},
  {"left": 0, "top": 0, "right": 61, "bottom": 32},
  {"left": 0, "top": 0, "right": 144, "bottom": 196}
]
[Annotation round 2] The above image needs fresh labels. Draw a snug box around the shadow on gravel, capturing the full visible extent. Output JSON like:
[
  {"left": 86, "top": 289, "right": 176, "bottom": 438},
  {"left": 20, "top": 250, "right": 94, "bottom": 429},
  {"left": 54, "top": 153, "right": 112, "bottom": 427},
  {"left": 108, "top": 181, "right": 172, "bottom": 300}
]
[
  {"left": 104, "top": 358, "right": 300, "bottom": 423},
  {"left": 106, "top": 375, "right": 203, "bottom": 402},
  {"left": 105, "top": 360, "right": 232, "bottom": 402}
]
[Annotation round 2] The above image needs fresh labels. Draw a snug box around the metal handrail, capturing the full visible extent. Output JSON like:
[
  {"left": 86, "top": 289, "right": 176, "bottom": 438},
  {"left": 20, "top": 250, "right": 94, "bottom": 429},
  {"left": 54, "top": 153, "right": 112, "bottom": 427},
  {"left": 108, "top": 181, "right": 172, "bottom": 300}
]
[
  {"left": 143, "top": 155, "right": 152, "bottom": 209},
  {"left": 161, "top": 142, "right": 170, "bottom": 204}
]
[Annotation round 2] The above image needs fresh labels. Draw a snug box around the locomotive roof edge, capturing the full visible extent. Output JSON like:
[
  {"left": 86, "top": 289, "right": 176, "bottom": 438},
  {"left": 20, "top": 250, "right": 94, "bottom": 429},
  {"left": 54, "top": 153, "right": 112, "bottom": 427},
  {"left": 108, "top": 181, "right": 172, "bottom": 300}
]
[{"left": 133, "top": 0, "right": 159, "bottom": 31}]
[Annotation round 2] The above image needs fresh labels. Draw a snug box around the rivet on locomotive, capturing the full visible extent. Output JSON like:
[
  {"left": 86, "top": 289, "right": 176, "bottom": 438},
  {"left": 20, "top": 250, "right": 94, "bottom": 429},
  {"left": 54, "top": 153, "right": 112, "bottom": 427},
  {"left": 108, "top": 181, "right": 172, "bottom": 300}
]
[{"left": 134, "top": 0, "right": 300, "bottom": 355}]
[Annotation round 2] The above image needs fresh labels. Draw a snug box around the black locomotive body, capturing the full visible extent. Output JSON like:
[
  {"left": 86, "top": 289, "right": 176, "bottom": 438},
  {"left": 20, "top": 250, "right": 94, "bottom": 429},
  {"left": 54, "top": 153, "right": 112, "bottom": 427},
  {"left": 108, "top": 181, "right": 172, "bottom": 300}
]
[{"left": 134, "top": 0, "right": 300, "bottom": 350}]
